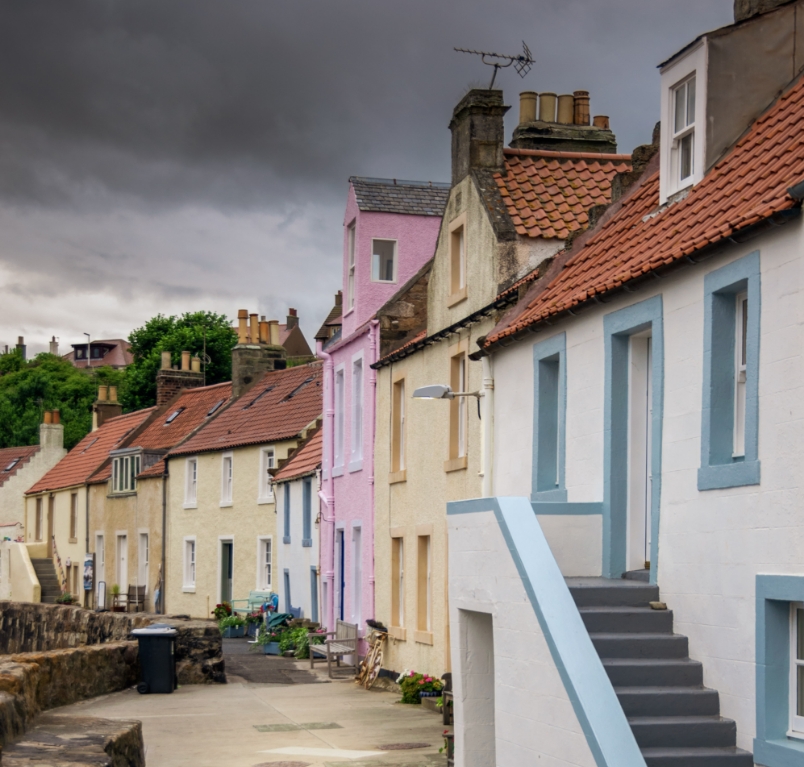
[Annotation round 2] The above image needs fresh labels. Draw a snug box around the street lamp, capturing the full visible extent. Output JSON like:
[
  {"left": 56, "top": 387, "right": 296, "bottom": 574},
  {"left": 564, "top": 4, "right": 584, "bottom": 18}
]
[
  {"left": 412, "top": 384, "right": 483, "bottom": 416},
  {"left": 83, "top": 333, "right": 91, "bottom": 369}
]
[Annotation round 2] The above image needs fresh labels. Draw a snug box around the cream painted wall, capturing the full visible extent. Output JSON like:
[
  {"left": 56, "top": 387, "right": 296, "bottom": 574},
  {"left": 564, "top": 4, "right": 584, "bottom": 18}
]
[
  {"left": 89, "top": 477, "right": 164, "bottom": 611},
  {"left": 166, "top": 439, "right": 297, "bottom": 618},
  {"left": 491, "top": 218, "right": 804, "bottom": 751}
]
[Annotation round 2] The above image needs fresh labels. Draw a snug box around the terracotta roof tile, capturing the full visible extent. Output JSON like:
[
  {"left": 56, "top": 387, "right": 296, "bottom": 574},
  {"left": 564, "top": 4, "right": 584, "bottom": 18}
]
[
  {"left": 488, "top": 75, "right": 804, "bottom": 343},
  {"left": 0, "top": 446, "right": 41, "bottom": 489},
  {"left": 495, "top": 150, "right": 631, "bottom": 240},
  {"left": 375, "top": 330, "right": 427, "bottom": 366},
  {"left": 26, "top": 409, "right": 156, "bottom": 494},
  {"left": 273, "top": 429, "right": 323, "bottom": 483},
  {"left": 171, "top": 363, "right": 323, "bottom": 456}
]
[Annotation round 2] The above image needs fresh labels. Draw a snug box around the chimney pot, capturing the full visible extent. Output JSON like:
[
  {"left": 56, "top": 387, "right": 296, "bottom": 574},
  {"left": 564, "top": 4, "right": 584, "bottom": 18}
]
[
  {"left": 52, "top": 409, "right": 60, "bottom": 425},
  {"left": 97, "top": 385, "right": 108, "bottom": 402},
  {"left": 49, "top": 336, "right": 59, "bottom": 356},
  {"left": 249, "top": 313, "right": 259, "bottom": 344},
  {"left": 573, "top": 90, "right": 590, "bottom": 125},
  {"left": 518, "top": 91, "right": 538, "bottom": 125},
  {"left": 109, "top": 385, "right": 118, "bottom": 403},
  {"left": 43, "top": 410, "right": 52, "bottom": 425},
  {"left": 237, "top": 309, "right": 249, "bottom": 344},
  {"left": 593, "top": 115, "right": 610, "bottom": 130},
  {"left": 17, "top": 336, "right": 23, "bottom": 345},
  {"left": 181, "top": 350, "right": 191, "bottom": 372},
  {"left": 191, "top": 356, "right": 201, "bottom": 373},
  {"left": 268, "top": 320, "right": 280, "bottom": 346},
  {"left": 161, "top": 351, "right": 172, "bottom": 370},
  {"left": 538, "top": 93, "right": 557, "bottom": 122},
  {"left": 557, "top": 94, "right": 575, "bottom": 125},
  {"left": 335, "top": 291, "right": 343, "bottom": 307},
  {"left": 259, "top": 320, "right": 269, "bottom": 344}
]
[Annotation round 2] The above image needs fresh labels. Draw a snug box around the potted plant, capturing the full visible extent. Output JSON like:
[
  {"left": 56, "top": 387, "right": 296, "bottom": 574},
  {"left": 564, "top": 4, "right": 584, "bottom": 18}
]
[
  {"left": 219, "top": 614, "right": 246, "bottom": 638},
  {"left": 252, "top": 625, "right": 284, "bottom": 655},
  {"left": 245, "top": 611, "right": 263, "bottom": 638},
  {"left": 211, "top": 602, "right": 232, "bottom": 621},
  {"left": 396, "top": 670, "right": 443, "bottom": 703},
  {"left": 110, "top": 584, "right": 126, "bottom": 612}
]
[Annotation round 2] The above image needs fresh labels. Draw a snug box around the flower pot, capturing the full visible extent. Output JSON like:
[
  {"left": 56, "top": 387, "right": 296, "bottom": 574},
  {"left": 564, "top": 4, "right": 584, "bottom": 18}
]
[
  {"left": 419, "top": 691, "right": 439, "bottom": 698},
  {"left": 247, "top": 623, "right": 259, "bottom": 638},
  {"left": 262, "top": 642, "right": 280, "bottom": 655},
  {"left": 223, "top": 626, "right": 245, "bottom": 638}
]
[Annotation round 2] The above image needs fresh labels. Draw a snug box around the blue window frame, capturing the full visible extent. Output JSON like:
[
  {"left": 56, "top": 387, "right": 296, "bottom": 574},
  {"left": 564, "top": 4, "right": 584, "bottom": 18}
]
[
  {"left": 755, "top": 575, "right": 804, "bottom": 767},
  {"left": 283, "top": 483, "right": 290, "bottom": 544},
  {"left": 284, "top": 568, "right": 291, "bottom": 613},
  {"left": 302, "top": 478, "right": 312, "bottom": 547},
  {"left": 310, "top": 566, "right": 318, "bottom": 622},
  {"left": 531, "top": 333, "right": 567, "bottom": 502},
  {"left": 699, "top": 250, "right": 761, "bottom": 490}
]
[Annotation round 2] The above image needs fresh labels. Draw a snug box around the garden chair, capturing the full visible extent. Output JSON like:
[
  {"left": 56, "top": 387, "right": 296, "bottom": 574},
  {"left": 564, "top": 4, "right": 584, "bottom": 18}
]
[
  {"left": 125, "top": 585, "right": 146, "bottom": 612},
  {"left": 309, "top": 620, "right": 358, "bottom": 678}
]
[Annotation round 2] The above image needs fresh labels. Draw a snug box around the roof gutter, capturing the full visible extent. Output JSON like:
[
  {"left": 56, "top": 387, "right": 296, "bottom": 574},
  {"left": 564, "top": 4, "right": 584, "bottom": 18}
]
[{"left": 480, "top": 205, "right": 802, "bottom": 357}]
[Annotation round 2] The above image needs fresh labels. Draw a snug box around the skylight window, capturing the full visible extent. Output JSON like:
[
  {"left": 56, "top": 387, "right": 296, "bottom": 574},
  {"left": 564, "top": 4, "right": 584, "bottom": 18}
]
[
  {"left": 243, "top": 386, "right": 275, "bottom": 410},
  {"left": 207, "top": 400, "right": 224, "bottom": 417},
  {"left": 282, "top": 378, "right": 314, "bottom": 402},
  {"left": 3, "top": 458, "right": 19, "bottom": 472},
  {"left": 81, "top": 438, "right": 99, "bottom": 453},
  {"left": 165, "top": 407, "right": 185, "bottom": 425}
]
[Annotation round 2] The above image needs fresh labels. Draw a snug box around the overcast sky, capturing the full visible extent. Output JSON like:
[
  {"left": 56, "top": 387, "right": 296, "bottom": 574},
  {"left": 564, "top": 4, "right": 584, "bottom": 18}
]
[{"left": 0, "top": 0, "right": 734, "bottom": 356}]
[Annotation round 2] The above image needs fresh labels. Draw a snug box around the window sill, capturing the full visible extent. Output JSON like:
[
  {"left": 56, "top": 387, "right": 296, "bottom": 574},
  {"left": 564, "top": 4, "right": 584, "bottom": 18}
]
[
  {"left": 413, "top": 630, "right": 434, "bottom": 645},
  {"left": 257, "top": 497, "right": 275, "bottom": 505},
  {"left": 389, "top": 470, "right": 407, "bottom": 485},
  {"left": 371, "top": 278, "right": 397, "bottom": 284},
  {"left": 332, "top": 465, "right": 345, "bottom": 478},
  {"left": 302, "top": 538, "right": 313, "bottom": 548},
  {"left": 447, "top": 287, "right": 468, "bottom": 308},
  {"left": 343, "top": 307, "right": 355, "bottom": 318},
  {"left": 69, "top": 538, "right": 78, "bottom": 544},
  {"left": 348, "top": 459, "right": 363, "bottom": 473},
  {"left": 389, "top": 626, "right": 406, "bottom": 641},
  {"left": 182, "top": 586, "right": 196, "bottom": 593},
  {"left": 219, "top": 502, "right": 233, "bottom": 508},
  {"left": 108, "top": 492, "right": 137, "bottom": 499},
  {"left": 283, "top": 536, "right": 291, "bottom": 544},
  {"left": 444, "top": 456, "right": 467, "bottom": 473},
  {"left": 754, "top": 736, "right": 804, "bottom": 767},
  {"left": 182, "top": 503, "right": 198, "bottom": 510},
  {"left": 697, "top": 460, "right": 760, "bottom": 491}
]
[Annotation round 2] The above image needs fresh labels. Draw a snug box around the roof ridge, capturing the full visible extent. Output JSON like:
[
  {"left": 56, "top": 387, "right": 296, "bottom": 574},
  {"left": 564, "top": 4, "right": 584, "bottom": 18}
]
[
  {"left": 350, "top": 176, "right": 451, "bottom": 188},
  {"left": 504, "top": 147, "right": 633, "bottom": 161}
]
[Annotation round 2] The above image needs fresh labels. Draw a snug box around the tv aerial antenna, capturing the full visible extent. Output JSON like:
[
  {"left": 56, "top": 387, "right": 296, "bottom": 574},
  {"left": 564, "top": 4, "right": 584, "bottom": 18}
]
[{"left": 454, "top": 41, "right": 534, "bottom": 89}]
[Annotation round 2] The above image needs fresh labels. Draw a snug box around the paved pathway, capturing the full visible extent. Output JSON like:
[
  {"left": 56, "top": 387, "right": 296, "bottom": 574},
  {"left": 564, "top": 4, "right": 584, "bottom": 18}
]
[{"left": 51, "top": 644, "right": 448, "bottom": 766}]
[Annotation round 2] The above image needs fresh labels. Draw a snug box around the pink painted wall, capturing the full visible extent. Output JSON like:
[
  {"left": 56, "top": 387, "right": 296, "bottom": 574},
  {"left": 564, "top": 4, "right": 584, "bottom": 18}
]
[{"left": 320, "top": 182, "right": 441, "bottom": 642}]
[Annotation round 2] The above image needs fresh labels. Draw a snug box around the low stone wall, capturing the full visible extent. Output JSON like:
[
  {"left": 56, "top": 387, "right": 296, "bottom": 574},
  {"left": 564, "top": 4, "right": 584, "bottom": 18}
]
[{"left": 0, "top": 601, "right": 225, "bottom": 684}]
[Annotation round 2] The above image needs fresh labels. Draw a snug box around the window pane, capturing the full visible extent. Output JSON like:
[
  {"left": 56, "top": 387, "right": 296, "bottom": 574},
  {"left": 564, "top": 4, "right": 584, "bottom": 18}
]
[
  {"left": 372, "top": 240, "right": 395, "bottom": 281},
  {"left": 797, "top": 608, "right": 804, "bottom": 660},
  {"left": 680, "top": 133, "right": 693, "bottom": 181},
  {"left": 798, "top": 665, "right": 804, "bottom": 717},
  {"left": 686, "top": 77, "right": 696, "bottom": 126},
  {"left": 741, "top": 298, "right": 748, "bottom": 367},
  {"left": 674, "top": 82, "right": 686, "bottom": 134}
]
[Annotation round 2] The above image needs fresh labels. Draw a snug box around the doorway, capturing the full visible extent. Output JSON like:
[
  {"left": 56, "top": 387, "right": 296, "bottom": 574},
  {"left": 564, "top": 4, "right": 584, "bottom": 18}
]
[
  {"left": 116, "top": 534, "right": 128, "bottom": 590},
  {"left": 627, "top": 334, "right": 652, "bottom": 572},
  {"left": 220, "top": 541, "right": 233, "bottom": 604},
  {"left": 46, "top": 496, "right": 54, "bottom": 556},
  {"left": 335, "top": 529, "right": 345, "bottom": 621}
]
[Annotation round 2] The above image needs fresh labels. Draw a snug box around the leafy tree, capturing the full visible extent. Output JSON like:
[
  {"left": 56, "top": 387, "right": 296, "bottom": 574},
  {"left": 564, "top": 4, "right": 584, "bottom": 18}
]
[
  {"left": 0, "top": 353, "right": 124, "bottom": 450},
  {"left": 121, "top": 311, "right": 237, "bottom": 411}
]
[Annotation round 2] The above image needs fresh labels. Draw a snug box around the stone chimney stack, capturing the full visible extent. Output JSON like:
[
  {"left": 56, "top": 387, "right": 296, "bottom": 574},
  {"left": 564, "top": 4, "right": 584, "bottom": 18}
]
[
  {"left": 231, "top": 307, "right": 287, "bottom": 398},
  {"left": 92, "top": 385, "right": 123, "bottom": 431},
  {"left": 49, "top": 336, "right": 59, "bottom": 356},
  {"left": 155, "top": 350, "right": 205, "bottom": 406},
  {"left": 449, "top": 89, "right": 510, "bottom": 186},
  {"left": 16, "top": 336, "right": 26, "bottom": 361},
  {"left": 286, "top": 308, "right": 299, "bottom": 329},
  {"left": 734, "top": 0, "right": 792, "bottom": 21},
  {"left": 40, "top": 410, "right": 64, "bottom": 452}
]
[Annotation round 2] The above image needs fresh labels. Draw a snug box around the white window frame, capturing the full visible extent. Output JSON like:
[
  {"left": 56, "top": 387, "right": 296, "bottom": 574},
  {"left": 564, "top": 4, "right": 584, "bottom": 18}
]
[
  {"left": 220, "top": 452, "right": 233, "bottom": 506},
  {"left": 184, "top": 457, "right": 198, "bottom": 508},
  {"left": 346, "top": 221, "right": 356, "bottom": 311},
  {"left": 334, "top": 365, "right": 345, "bottom": 472},
  {"left": 95, "top": 533, "right": 105, "bottom": 585},
  {"left": 671, "top": 74, "right": 696, "bottom": 186},
  {"left": 457, "top": 355, "right": 467, "bottom": 458},
  {"left": 370, "top": 238, "right": 397, "bottom": 283},
  {"left": 258, "top": 447, "right": 276, "bottom": 503},
  {"left": 397, "top": 538, "right": 405, "bottom": 627},
  {"left": 112, "top": 453, "right": 141, "bottom": 494},
  {"left": 115, "top": 533, "right": 128, "bottom": 591},
  {"left": 352, "top": 524, "right": 362, "bottom": 626},
  {"left": 425, "top": 536, "right": 432, "bottom": 632},
  {"left": 350, "top": 353, "right": 364, "bottom": 470},
  {"left": 790, "top": 602, "right": 804, "bottom": 738},
  {"left": 256, "top": 536, "right": 272, "bottom": 590},
  {"left": 733, "top": 292, "right": 748, "bottom": 458},
  {"left": 183, "top": 536, "right": 196, "bottom": 592},
  {"left": 138, "top": 531, "right": 149, "bottom": 591}
]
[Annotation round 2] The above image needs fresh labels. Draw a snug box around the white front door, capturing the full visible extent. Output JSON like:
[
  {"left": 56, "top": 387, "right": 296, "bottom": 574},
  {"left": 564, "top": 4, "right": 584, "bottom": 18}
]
[
  {"left": 627, "top": 334, "right": 652, "bottom": 572},
  {"left": 116, "top": 535, "right": 128, "bottom": 591}
]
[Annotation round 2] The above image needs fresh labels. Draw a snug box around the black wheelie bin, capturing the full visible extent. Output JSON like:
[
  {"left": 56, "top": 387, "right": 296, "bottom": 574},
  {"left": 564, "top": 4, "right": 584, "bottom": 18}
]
[{"left": 132, "top": 624, "right": 177, "bottom": 694}]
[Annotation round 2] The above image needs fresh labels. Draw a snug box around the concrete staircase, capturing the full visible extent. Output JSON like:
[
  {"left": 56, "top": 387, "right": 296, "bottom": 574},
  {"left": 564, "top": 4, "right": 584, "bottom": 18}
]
[
  {"left": 567, "top": 577, "right": 753, "bottom": 767},
  {"left": 30, "top": 558, "right": 61, "bottom": 603}
]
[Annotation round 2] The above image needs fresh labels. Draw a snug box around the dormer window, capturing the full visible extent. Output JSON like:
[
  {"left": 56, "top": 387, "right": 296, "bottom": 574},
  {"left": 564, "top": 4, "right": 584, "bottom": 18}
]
[
  {"left": 673, "top": 75, "right": 696, "bottom": 185},
  {"left": 112, "top": 453, "right": 141, "bottom": 494},
  {"left": 371, "top": 239, "right": 397, "bottom": 283}
]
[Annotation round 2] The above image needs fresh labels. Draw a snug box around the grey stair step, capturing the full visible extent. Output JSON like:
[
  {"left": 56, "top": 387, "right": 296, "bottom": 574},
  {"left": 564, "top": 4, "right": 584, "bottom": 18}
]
[
  {"left": 616, "top": 687, "right": 720, "bottom": 717},
  {"left": 642, "top": 747, "right": 754, "bottom": 767},
  {"left": 580, "top": 606, "right": 674, "bottom": 634},
  {"left": 604, "top": 659, "right": 704, "bottom": 687},
  {"left": 591, "top": 633, "right": 689, "bottom": 659},
  {"left": 629, "top": 716, "right": 737, "bottom": 749},
  {"left": 566, "top": 577, "right": 659, "bottom": 608},
  {"left": 624, "top": 569, "right": 651, "bottom": 582}
]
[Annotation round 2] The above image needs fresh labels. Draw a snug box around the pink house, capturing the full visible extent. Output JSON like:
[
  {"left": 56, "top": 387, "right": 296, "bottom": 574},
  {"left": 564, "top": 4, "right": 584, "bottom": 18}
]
[{"left": 316, "top": 177, "right": 448, "bottom": 640}]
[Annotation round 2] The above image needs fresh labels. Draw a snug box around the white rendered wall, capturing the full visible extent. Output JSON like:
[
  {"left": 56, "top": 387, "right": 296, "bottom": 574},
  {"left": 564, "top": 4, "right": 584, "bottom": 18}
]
[
  {"left": 449, "top": 509, "right": 597, "bottom": 767},
  {"left": 491, "top": 217, "right": 804, "bottom": 750}
]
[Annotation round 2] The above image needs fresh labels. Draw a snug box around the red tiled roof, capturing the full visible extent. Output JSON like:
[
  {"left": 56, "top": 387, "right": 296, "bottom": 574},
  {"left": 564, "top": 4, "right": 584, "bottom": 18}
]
[
  {"left": 64, "top": 339, "right": 133, "bottom": 369},
  {"left": 138, "top": 459, "right": 166, "bottom": 479},
  {"left": 171, "top": 363, "right": 323, "bottom": 456},
  {"left": 376, "top": 330, "right": 426, "bottom": 366},
  {"left": 273, "top": 429, "right": 323, "bottom": 483},
  {"left": 496, "top": 148, "right": 632, "bottom": 240},
  {"left": 0, "top": 446, "right": 40, "bottom": 489},
  {"left": 89, "top": 382, "right": 233, "bottom": 483},
  {"left": 26, "top": 409, "right": 156, "bottom": 495},
  {"left": 488, "top": 75, "right": 804, "bottom": 343}
]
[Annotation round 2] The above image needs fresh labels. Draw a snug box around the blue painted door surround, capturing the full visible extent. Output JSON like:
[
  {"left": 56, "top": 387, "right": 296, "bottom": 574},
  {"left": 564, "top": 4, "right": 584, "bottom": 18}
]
[{"left": 603, "top": 295, "right": 664, "bottom": 582}]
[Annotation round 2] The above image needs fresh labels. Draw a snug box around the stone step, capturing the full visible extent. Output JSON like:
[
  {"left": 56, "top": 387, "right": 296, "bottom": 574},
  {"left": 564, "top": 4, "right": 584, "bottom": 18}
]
[
  {"left": 642, "top": 747, "right": 755, "bottom": 767},
  {"left": 616, "top": 687, "right": 720, "bottom": 717},
  {"left": 604, "top": 659, "right": 705, "bottom": 687},
  {"left": 580, "top": 606, "right": 673, "bottom": 634},
  {"left": 629, "top": 716, "right": 737, "bottom": 749},
  {"left": 566, "top": 577, "right": 659, "bottom": 608},
  {"left": 591, "top": 633, "right": 689, "bottom": 659}
]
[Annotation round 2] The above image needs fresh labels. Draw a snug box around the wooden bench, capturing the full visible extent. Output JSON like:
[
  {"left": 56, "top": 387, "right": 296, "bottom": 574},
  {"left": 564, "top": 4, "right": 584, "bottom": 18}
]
[{"left": 309, "top": 620, "right": 358, "bottom": 678}]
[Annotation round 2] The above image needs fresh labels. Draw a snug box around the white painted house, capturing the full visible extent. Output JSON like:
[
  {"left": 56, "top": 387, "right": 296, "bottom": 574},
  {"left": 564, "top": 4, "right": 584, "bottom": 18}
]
[
  {"left": 273, "top": 428, "right": 322, "bottom": 622},
  {"left": 448, "top": 3, "right": 804, "bottom": 766}
]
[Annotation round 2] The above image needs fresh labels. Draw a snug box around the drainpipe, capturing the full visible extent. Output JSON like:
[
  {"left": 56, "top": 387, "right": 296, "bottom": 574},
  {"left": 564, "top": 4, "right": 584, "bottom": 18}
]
[
  {"left": 316, "top": 340, "right": 335, "bottom": 631},
  {"left": 481, "top": 355, "right": 494, "bottom": 497},
  {"left": 367, "top": 319, "right": 379, "bottom": 620},
  {"left": 161, "top": 458, "right": 168, "bottom": 615},
  {"left": 84, "top": 483, "right": 89, "bottom": 608}
]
